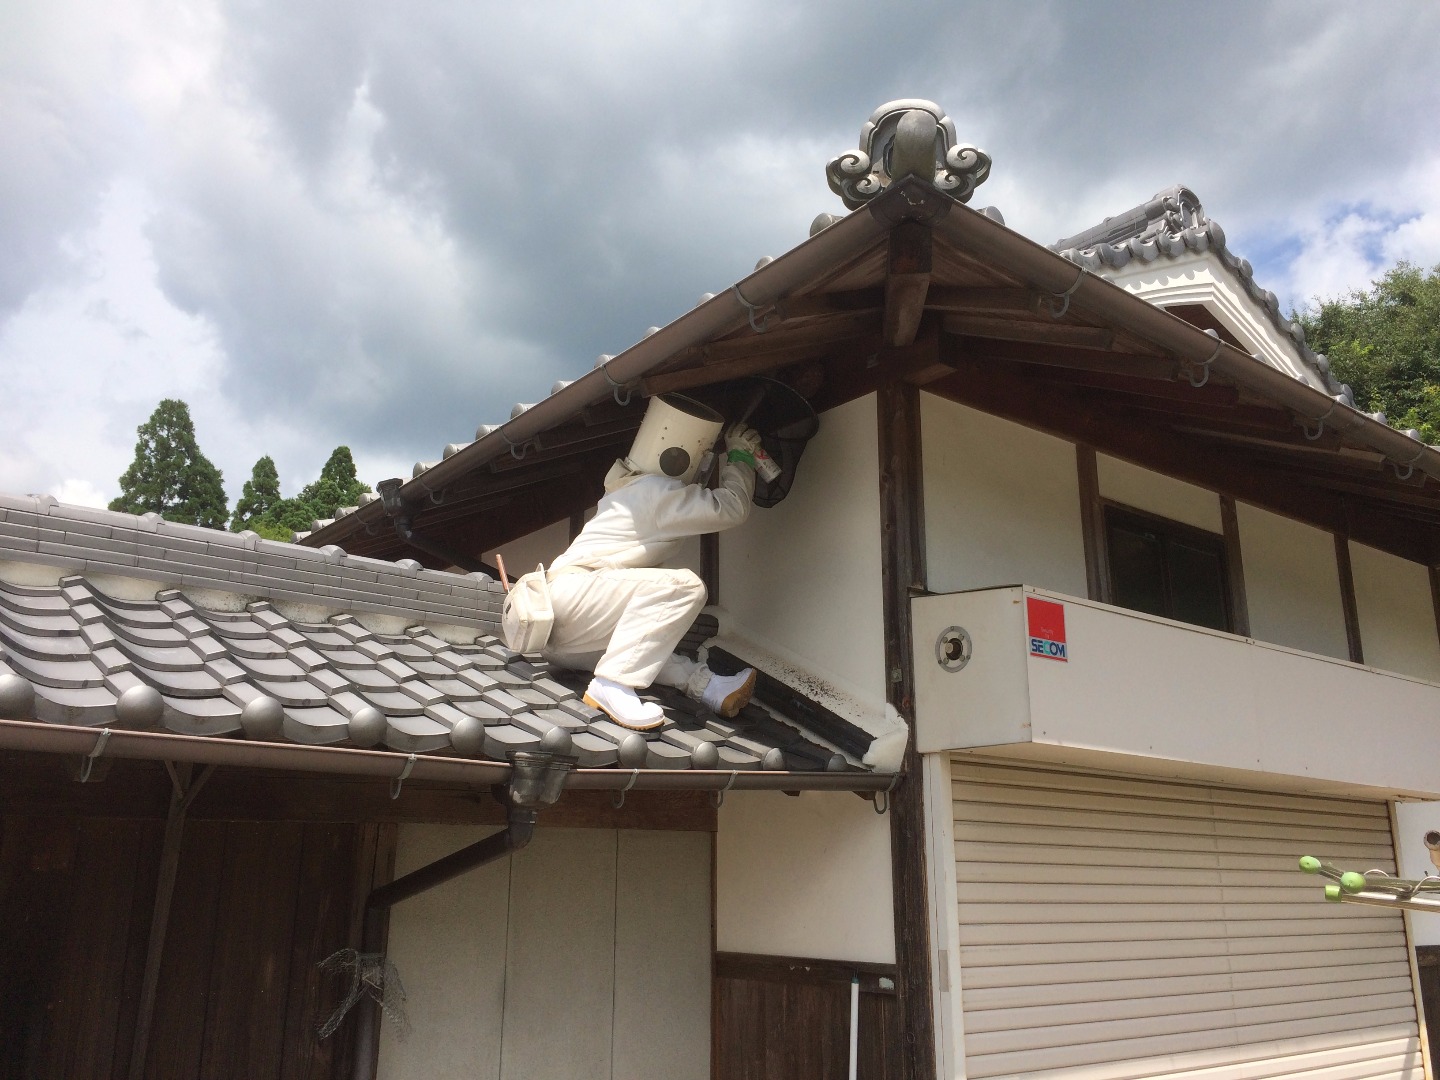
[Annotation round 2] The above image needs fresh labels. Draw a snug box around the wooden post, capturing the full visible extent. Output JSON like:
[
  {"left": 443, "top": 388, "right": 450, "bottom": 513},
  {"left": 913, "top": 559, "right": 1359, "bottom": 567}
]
[
  {"left": 877, "top": 378, "right": 937, "bottom": 1080},
  {"left": 1335, "top": 532, "right": 1364, "bottom": 664},
  {"left": 127, "top": 763, "right": 212, "bottom": 1080},
  {"left": 1219, "top": 495, "right": 1251, "bottom": 636},
  {"left": 1075, "top": 444, "right": 1110, "bottom": 603}
]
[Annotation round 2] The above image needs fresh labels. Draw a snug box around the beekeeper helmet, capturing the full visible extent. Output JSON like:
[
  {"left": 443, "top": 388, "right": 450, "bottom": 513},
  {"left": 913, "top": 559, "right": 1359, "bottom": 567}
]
[{"left": 622, "top": 394, "right": 724, "bottom": 484}]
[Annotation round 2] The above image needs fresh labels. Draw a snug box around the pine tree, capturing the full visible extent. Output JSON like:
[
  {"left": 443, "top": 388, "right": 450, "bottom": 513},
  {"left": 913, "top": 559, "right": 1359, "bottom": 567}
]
[
  {"left": 230, "top": 456, "right": 281, "bottom": 531},
  {"left": 297, "top": 446, "right": 371, "bottom": 520},
  {"left": 109, "top": 399, "right": 228, "bottom": 528}
]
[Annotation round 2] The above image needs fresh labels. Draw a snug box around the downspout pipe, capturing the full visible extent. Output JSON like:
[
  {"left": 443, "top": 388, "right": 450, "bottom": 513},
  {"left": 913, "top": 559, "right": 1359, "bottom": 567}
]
[
  {"left": 350, "top": 751, "right": 573, "bottom": 1080},
  {"left": 376, "top": 478, "right": 496, "bottom": 575}
]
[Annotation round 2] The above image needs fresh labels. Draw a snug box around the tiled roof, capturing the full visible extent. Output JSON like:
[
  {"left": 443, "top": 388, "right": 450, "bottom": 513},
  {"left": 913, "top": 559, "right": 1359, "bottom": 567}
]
[
  {"left": 0, "top": 497, "right": 868, "bottom": 775},
  {"left": 1051, "top": 186, "right": 1353, "bottom": 405},
  {"left": 0, "top": 493, "right": 502, "bottom": 632}
]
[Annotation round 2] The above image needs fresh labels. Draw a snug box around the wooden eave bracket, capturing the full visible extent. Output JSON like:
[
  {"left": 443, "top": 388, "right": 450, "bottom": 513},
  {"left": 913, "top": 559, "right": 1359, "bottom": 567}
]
[{"left": 884, "top": 221, "right": 932, "bottom": 347}]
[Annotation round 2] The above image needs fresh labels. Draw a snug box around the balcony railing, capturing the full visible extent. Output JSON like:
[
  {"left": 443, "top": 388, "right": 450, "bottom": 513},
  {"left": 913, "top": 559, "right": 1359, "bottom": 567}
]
[{"left": 912, "top": 586, "right": 1440, "bottom": 799}]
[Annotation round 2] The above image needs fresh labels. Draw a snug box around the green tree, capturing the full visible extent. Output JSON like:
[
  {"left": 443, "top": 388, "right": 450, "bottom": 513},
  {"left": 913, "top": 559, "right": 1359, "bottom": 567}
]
[
  {"left": 109, "top": 399, "right": 228, "bottom": 528},
  {"left": 1297, "top": 262, "right": 1440, "bottom": 441},
  {"left": 230, "top": 455, "right": 281, "bottom": 532},
  {"left": 298, "top": 446, "right": 371, "bottom": 520},
  {"left": 239, "top": 446, "right": 371, "bottom": 541}
]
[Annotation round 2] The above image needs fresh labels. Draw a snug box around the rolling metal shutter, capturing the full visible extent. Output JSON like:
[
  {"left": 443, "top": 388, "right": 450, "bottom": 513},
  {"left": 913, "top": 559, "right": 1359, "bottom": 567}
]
[{"left": 952, "top": 759, "right": 1425, "bottom": 1080}]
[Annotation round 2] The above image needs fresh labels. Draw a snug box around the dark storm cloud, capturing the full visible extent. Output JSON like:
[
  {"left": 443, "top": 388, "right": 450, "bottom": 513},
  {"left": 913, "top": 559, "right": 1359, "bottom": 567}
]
[{"left": 3, "top": 0, "right": 1438, "bottom": 499}]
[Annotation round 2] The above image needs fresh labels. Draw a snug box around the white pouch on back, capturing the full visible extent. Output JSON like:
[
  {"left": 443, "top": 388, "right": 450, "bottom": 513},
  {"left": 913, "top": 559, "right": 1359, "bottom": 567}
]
[{"left": 500, "top": 564, "right": 554, "bottom": 653}]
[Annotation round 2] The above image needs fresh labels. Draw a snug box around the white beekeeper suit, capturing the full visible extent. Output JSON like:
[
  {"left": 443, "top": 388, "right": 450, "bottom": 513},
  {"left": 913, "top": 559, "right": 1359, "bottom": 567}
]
[{"left": 540, "top": 395, "right": 766, "bottom": 730}]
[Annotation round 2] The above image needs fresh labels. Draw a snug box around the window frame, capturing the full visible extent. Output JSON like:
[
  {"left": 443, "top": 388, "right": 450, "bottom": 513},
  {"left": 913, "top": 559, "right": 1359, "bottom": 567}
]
[{"left": 1100, "top": 500, "right": 1236, "bottom": 633}]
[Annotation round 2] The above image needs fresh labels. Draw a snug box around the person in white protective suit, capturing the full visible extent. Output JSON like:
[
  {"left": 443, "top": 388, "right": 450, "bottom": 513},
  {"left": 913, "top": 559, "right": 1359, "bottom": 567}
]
[{"left": 541, "top": 393, "right": 765, "bottom": 730}]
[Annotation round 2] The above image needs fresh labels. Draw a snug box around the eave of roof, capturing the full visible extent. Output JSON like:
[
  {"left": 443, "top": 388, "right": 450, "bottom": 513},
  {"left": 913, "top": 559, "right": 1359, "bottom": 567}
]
[
  {"left": 303, "top": 189, "right": 896, "bottom": 551},
  {"left": 304, "top": 177, "right": 1440, "bottom": 561}
]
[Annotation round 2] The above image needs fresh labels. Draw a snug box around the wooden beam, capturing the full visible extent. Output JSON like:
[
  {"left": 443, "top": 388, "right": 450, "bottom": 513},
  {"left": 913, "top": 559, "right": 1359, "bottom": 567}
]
[
  {"left": 884, "top": 221, "right": 932, "bottom": 347},
  {"left": 875, "top": 379, "right": 937, "bottom": 1080},
  {"left": 669, "top": 311, "right": 878, "bottom": 367},
  {"left": 925, "top": 286, "right": 1038, "bottom": 315},
  {"left": 1076, "top": 445, "right": 1111, "bottom": 603},
  {"left": 955, "top": 334, "right": 1178, "bottom": 382},
  {"left": 983, "top": 359, "right": 1243, "bottom": 408},
  {"left": 944, "top": 315, "right": 1115, "bottom": 351},
  {"left": 1172, "top": 423, "right": 1345, "bottom": 455},
  {"left": 1335, "top": 532, "right": 1364, "bottom": 663},
  {"left": 1220, "top": 495, "right": 1251, "bottom": 637},
  {"left": 776, "top": 287, "right": 883, "bottom": 321},
  {"left": 642, "top": 348, "right": 812, "bottom": 396}
]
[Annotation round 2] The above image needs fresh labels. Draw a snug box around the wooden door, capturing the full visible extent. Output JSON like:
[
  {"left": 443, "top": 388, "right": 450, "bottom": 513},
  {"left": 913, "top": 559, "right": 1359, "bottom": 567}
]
[{"left": 712, "top": 952, "right": 901, "bottom": 1080}]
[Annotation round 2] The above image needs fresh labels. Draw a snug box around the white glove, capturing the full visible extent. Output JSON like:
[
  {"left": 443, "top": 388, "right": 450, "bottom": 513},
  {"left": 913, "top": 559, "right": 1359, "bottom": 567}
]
[{"left": 725, "top": 423, "right": 763, "bottom": 458}]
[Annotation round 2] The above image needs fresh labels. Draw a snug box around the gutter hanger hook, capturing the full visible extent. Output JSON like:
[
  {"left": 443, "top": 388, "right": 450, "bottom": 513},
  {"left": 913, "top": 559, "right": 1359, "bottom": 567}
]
[
  {"left": 732, "top": 284, "right": 776, "bottom": 334},
  {"left": 1041, "top": 267, "right": 1085, "bottom": 319}
]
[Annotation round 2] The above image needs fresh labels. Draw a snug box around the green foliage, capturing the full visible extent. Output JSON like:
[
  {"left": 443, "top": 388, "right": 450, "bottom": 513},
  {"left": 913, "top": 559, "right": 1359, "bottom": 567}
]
[
  {"left": 109, "top": 399, "right": 228, "bottom": 529},
  {"left": 298, "top": 446, "right": 371, "bottom": 520},
  {"left": 1297, "top": 262, "right": 1440, "bottom": 442},
  {"left": 230, "top": 455, "right": 281, "bottom": 531},
  {"left": 238, "top": 446, "right": 371, "bottom": 542}
]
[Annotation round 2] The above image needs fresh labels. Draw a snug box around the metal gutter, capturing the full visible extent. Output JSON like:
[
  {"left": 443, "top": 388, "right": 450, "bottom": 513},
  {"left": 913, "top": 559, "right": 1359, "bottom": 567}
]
[
  {"left": 0, "top": 719, "right": 513, "bottom": 785},
  {"left": 306, "top": 198, "right": 893, "bottom": 549},
  {"left": 0, "top": 718, "right": 895, "bottom": 791},
  {"left": 931, "top": 198, "right": 1440, "bottom": 484}
]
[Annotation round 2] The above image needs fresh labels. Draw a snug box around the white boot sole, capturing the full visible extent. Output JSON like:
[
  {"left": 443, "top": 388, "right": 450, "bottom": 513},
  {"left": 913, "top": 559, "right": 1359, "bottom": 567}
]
[
  {"left": 710, "top": 668, "right": 757, "bottom": 719},
  {"left": 583, "top": 692, "right": 665, "bottom": 731}
]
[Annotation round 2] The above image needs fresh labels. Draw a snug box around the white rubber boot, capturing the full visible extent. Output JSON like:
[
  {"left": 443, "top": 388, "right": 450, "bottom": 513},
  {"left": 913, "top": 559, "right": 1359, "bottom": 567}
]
[
  {"left": 584, "top": 676, "right": 665, "bottom": 731},
  {"left": 699, "top": 667, "right": 757, "bottom": 719}
]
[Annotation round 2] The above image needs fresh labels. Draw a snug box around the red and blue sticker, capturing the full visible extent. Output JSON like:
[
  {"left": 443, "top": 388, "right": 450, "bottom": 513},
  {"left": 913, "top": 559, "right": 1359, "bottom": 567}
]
[{"left": 1026, "top": 596, "right": 1068, "bottom": 662}]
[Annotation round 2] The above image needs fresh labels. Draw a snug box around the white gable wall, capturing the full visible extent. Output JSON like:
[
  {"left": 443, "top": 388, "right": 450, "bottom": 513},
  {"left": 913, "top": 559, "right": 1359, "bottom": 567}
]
[
  {"left": 716, "top": 790, "right": 896, "bottom": 965},
  {"left": 1351, "top": 541, "right": 1440, "bottom": 682},
  {"left": 921, "top": 395, "right": 1088, "bottom": 598},
  {"left": 717, "top": 392, "right": 888, "bottom": 724},
  {"left": 1096, "top": 452, "right": 1222, "bottom": 532},
  {"left": 1237, "top": 502, "right": 1351, "bottom": 661}
]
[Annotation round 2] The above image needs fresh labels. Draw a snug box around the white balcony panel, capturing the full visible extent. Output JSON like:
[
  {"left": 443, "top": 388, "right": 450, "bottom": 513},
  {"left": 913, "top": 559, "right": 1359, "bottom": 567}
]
[{"left": 914, "top": 586, "right": 1440, "bottom": 799}]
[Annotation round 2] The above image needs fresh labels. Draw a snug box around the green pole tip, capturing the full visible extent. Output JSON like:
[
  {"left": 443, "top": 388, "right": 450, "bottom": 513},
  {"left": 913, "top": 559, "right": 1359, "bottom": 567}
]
[
  {"left": 1340, "top": 871, "right": 1367, "bottom": 894},
  {"left": 1324, "top": 883, "right": 1342, "bottom": 901},
  {"left": 1299, "top": 856, "right": 1322, "bottom": 873}
]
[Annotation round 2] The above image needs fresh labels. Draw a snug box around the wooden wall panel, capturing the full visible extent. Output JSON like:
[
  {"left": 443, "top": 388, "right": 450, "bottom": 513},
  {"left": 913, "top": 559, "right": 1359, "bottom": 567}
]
[
  {"left": 713, "top": 952, "right": 900, "bottom": 1080},
  {"left": 0, "top": 817, "right": 162, "bottom": 1080}
]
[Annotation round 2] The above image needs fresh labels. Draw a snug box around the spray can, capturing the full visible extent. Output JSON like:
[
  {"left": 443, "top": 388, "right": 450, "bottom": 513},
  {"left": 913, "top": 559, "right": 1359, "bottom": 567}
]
[{"left": 753, "top": 444, "right": 782, "bottom": 483}]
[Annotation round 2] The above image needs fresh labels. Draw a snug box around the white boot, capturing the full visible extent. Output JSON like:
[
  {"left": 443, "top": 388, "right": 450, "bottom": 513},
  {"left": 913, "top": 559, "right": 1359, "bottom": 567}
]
[
  {"left": 698, "top": 666, "right": 756, "bottom": 719},
  {"left": 584, "top": 676, "right": 665, "bottom": 731}
]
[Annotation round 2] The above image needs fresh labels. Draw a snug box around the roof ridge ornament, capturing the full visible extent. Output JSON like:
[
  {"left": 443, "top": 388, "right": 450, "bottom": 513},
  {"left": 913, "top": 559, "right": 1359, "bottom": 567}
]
[{"left": 826, "top": 99, "right": 991, "bottom": 210}]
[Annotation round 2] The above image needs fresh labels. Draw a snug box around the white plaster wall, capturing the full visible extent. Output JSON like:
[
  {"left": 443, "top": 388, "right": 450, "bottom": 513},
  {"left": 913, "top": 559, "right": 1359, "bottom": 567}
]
[
  {"left": 920, "top": 394, "right": 1088, "bottom": 597},
  {"left": 717, "top": 394, "right": 887, "bottom": 722},
  {"left": 378, "top": 825, "right": 509, "bottom": 1080},
  {"left": 716, "top": 790, "right": 895, "bottom": 965},
  {"left": 379, "top": 825, "right": 710, "bottom": 1080},
  {"left": 486, "top": 514, "right": 703, "bottom": 579},
  {"left": 1351, "top": 541, "right": 1440, "bottom": 682},
  {"left": 484, "top": 519, "right": 570, "bottom": 578},
  {"left": 1097, "top": 453, "right": 1223, "bottom": 532},
  {"left": 1395, "top": 802, "right": 1440, "bottom": 946},
  {"left": 1236, "top": 502, "right": 1350, "bottom": 660}
]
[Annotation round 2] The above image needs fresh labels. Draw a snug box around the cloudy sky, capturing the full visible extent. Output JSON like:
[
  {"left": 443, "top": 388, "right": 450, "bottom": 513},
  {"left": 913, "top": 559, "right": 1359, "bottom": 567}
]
[{"left": 3, "top": 0, "right": 1439, "bottom": 512}]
